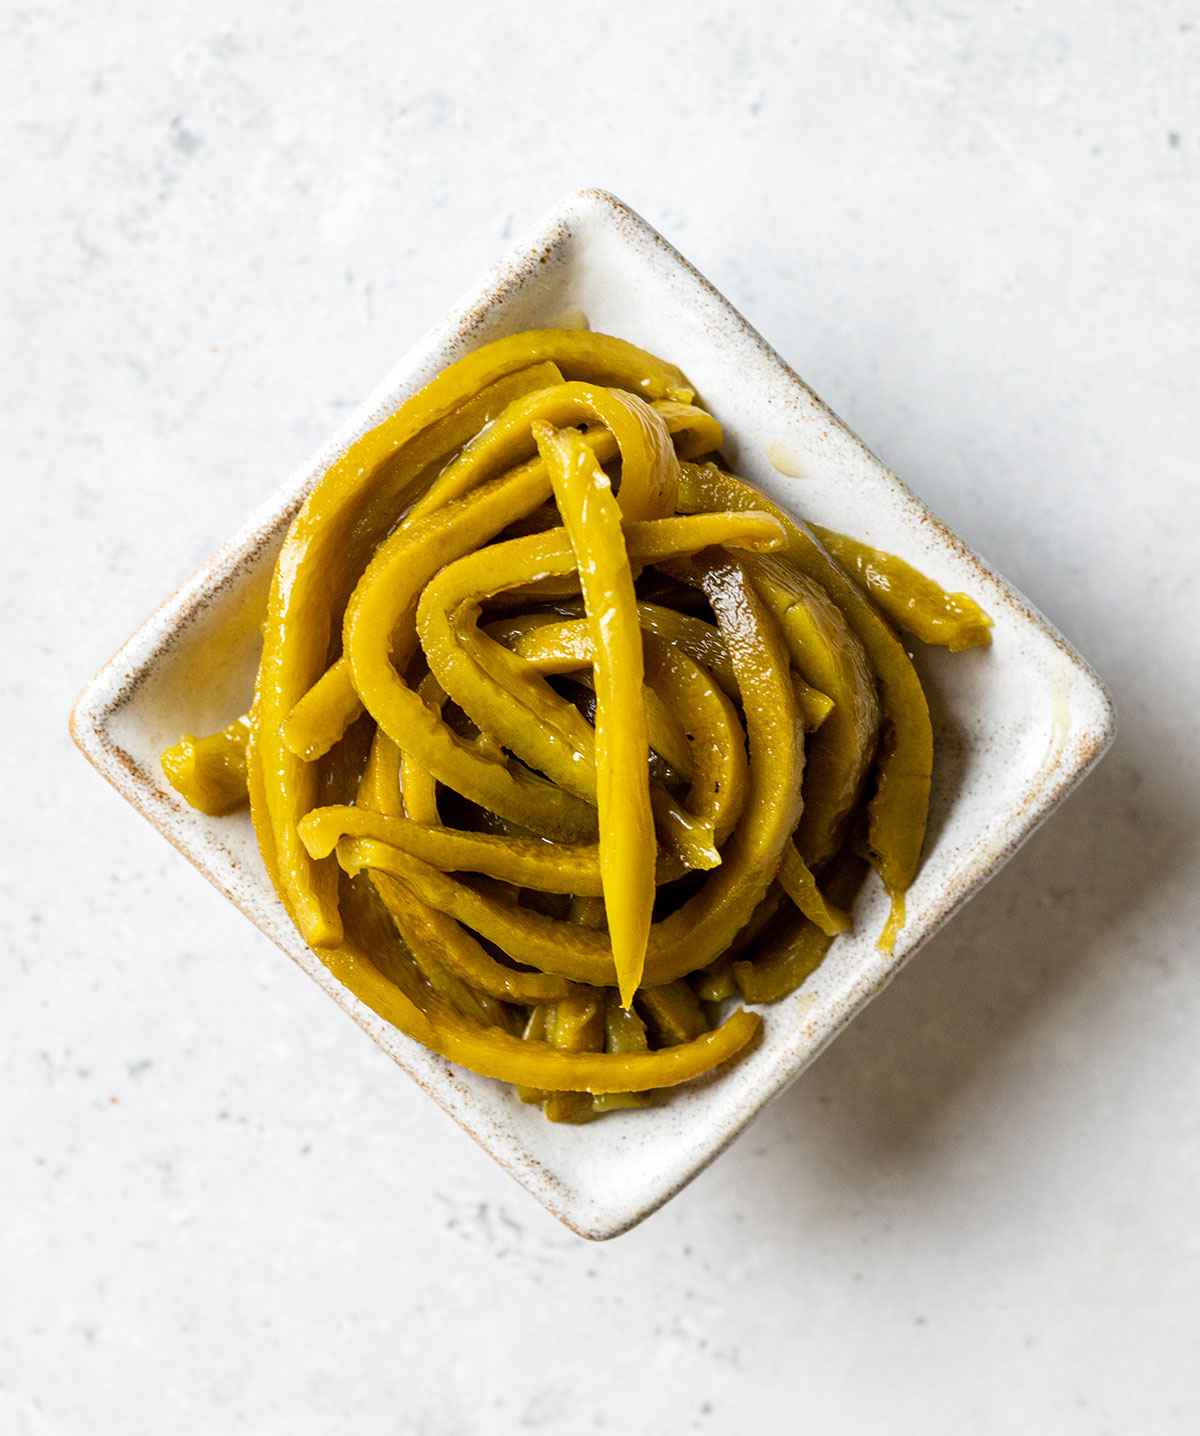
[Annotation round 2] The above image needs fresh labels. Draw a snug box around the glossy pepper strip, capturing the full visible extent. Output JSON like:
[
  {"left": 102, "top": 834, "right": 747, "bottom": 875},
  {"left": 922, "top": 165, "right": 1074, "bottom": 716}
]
[
  {"left": 532, "top": 419, "right": 655, "bottom": 1005},
  {"left": 678, "top": 462, "right": 932, "bottom": 952},
  {"left": 161, "top": 715, "right": 251, "bottom": 816},
  {"left": 810, "top": 526, "right": 993, "bottom": 651},
  {"left": 299, "top": 805, "right": 606, "bottom": 895},
  {"left": 355, "top": 713, "right": 571, "bottom": 1007},
  {"left": 748, "top": 555, "right": 880, "bottom": 863},
  {"left": 492, "top": 616, "right": 749, "bottom": 849}
]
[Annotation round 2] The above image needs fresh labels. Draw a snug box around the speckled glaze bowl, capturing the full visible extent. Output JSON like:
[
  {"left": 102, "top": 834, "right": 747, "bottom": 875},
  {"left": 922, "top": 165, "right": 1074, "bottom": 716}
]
[{"left": 70, "top": 188, "right": 1115, "bottom": 1240}]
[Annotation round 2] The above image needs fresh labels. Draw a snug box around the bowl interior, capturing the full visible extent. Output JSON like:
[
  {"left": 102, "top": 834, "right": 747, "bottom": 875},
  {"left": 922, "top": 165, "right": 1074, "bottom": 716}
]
[{"left": 74, "top": 190, "right": 1114, "bottom": 1239}]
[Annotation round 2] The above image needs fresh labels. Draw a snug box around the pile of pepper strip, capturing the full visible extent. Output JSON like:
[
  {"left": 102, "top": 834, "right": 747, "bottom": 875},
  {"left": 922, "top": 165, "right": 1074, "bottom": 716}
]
[{"left": 162, "top": 330, "right": 991, "bottom": 1122}]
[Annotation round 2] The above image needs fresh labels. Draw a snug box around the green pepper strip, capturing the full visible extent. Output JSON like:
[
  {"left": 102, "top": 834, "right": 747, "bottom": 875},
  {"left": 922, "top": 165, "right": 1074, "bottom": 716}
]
[
  {"left": 810, "top": 526, "right": 993, "bottom": 652},
  {"left": 489, "top": 616, "right": 747, "bottom": 849},
  {"left": 337, "top": 544, "right": 802, "bottom": 988},
  {"left": 353, "top": 720, "right": 571, "bottom": 1007},
  {"left": 534, "top": 418, "right": 655, "bottom": 1006},
  {"left": 591, "top": 998, "right": 652, "bottom": 1115},
  {"left": 777, "top": 845, "right": 851, "bottom": 937},
  {"left": 638, "top": 982, "right": 707, "bottom": 1045},
  {"left": 426, "top": 590, "right": 725, "bottom": 873},
  {"left": 537, "top": 605, "right": 833, "bottom": 733},
  {"left": 679, "top": 462, "right": 932, "bottom": 953},
  {"left": 733, "top": 857, "right": 866, "bottom": 1003},
  {"left": 341, "top": 385, "right": 699, "bottom": 849},
  {"left": 749, "top": 554, "right": 880, "bottom": 863},
  {"left": 298, "top": 805, "right": 605, "bottom": 893},
  {"left": 161, "top": 715, "right": 251, "bottom": 816},
  {"left": 543, "top": 995, "right": 606, "bottom": 1123}
]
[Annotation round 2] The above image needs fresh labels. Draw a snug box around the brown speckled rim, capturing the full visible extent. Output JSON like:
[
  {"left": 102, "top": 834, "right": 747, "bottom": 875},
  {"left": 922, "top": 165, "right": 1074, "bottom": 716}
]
[{"left": 70, "top": 188, "right": 1116, "bottom": 1241}]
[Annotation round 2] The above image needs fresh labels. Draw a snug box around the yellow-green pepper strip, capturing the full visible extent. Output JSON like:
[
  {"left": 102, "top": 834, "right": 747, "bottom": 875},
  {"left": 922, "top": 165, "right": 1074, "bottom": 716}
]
[
  {"left": 354, "top": 725, "right": 572, "bottom": 1006},
  {"left": 533, "top": 417, "right": 654, "bottom": 1007},
  {"left": 485, "top": 614, "right": 699, "bottom": 777},
  {"left": 503, "top": 609, "right": 830, "bottom": 734},
  {"left": 638, "top": 982, "right": 707, "bottom": 1045},
  {"left": 748, "top": 554, "right": 880, "bottom": 862},
  {"left": 693, "top": 960, "right": 736, "bottom": 1003},
  {"left": 591, "top": 997, "right": 652, "bottom": 1115},
  {"left": 337, "top": 546, "right": 801, "bottom": 989},
  {"left": 793, "top": 677, "right": 835, "bottom": 732},
  {"left": 427, "top": 603, "right": 601, "bottom": 800},
  {"left": 568, "top": 895, "right": 607, "bottom": 929},
  {"left": 543, "top": 995, "right": 606, "bottom": 1123},
  {"left": 733, "top": 857, "right": 866, "bottom": 1003},
  {"left": 299, "top": 806, "right": 606, "bottom": 896},
  {"left": 733, "top": 910, "right": 833, "bottom": 1005},
  {"left": 400, "top": 383, "right": 677, "bottom": 809},
  {"left": 281, "top": 664, "right": 365, "bottom": 766},
  {"left": 342, "top": 383, "right": 688, "bottom": 841},
  {"left": 276, "top": 361, "right": 566, "bottom": 766},
  {"left": 563, "top": 665, "right": 693, "bottom": 780},
  {"left": 514, "top": 1004, "right": 550, "bottom": 1105},
  {"left": 679, "top": 463, "right": 931, "bottom": 952},
  {"left": 641, "top": 634, "right": 748, "bottom": 851},
  {"left": 281, "top": 398, "right": 719, "bottom": 767},
  {"left": 777, "top": 845, "right": 851, "bottom": 937},
  {"left": 369, "top": 871, "right": 515, "bottom": 1028},
  {"left": 405, "top": 384, "right": 701, "bottom": 525},
  {"left": 435, "top": 608, "right": 720, "bottom": 871},
  {"left": 161, "top": 715, "right": 251, "bottom": 816},
  {"left": 810, "top": 525, "right": 993, "bottom": 651},
  {"left": 371, "top": 867, "right": 567, "bottom": 1008}
]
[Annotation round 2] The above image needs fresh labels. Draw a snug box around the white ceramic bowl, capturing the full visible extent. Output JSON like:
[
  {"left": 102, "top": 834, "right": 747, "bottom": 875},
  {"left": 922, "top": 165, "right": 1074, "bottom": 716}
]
[{"left": 71, "top": 188, "right": 1115, "bottom": 1240}]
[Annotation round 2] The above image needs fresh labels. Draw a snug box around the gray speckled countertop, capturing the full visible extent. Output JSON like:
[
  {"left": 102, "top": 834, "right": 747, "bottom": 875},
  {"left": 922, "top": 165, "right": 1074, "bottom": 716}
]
[{"left": 5, "top": 2, "right": 1199, "bottom": 1432}]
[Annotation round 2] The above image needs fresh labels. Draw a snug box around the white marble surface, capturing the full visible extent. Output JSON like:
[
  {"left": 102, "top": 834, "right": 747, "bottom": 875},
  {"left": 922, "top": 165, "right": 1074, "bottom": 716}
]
[{"left": 5, "top": 2, "right": 1198, "bottom": 1431}]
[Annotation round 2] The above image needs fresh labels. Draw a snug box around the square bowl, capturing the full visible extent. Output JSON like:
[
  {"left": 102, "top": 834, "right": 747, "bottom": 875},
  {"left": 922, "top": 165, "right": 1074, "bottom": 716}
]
[{"left": 71, "top": 188, "right": 1115, "bottom": 1240}]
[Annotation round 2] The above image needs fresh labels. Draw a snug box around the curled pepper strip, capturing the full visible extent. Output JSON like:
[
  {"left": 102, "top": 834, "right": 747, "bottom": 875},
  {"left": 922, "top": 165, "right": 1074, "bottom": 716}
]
[
  {"left": 810, "top": 526, "right": 993, "bottom": 652},
  {"left": 161, "top": 715, "right": 251, "bottom": 816},
  {"left": 678, "top": 462, "right": 933, "bottom": 952}
]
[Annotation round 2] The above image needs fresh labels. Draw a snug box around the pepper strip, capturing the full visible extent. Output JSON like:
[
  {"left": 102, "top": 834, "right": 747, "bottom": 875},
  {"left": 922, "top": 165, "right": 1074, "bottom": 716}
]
[
  {"left": 679, "top": 462, "right": 932, "bottom": 952},
  {"left": 532, "top": 418, "right": 653, "bottom": 1006},
  {"left": 300, "top": 805, "right": 604, "bottom": 895},
  {"left": 749, "top": 555, "right": 880, "bottom": 862},
  {"left": 161, "top": 715, "right": 251, "bottom": 816},
  {"left": 810, "top": 526, "right": 993, "bottom": 652},
  {"left": 777, "top": 846, "right": 851, "bottom": 937}
]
